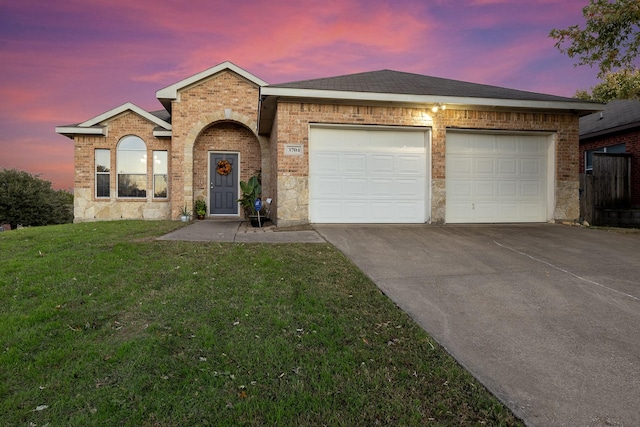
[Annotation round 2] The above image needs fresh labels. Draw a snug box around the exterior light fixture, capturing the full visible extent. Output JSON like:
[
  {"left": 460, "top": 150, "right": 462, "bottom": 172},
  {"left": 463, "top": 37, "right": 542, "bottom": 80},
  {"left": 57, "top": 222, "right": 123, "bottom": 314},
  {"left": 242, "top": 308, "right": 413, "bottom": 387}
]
[{"left": 431, "top": 104, "right": 446, "bottom": 113}]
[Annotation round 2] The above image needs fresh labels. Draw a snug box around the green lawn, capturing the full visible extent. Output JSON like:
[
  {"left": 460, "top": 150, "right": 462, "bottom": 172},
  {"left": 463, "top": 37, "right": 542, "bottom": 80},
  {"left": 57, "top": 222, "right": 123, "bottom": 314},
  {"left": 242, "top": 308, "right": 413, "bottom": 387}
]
[{"left": 0, "top": 221, "right": 523, "bottom": 426}]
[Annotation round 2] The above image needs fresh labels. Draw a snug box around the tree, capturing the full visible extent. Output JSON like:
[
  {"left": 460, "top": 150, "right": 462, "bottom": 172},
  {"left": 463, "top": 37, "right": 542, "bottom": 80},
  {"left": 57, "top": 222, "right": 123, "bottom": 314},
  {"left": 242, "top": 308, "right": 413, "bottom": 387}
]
[
  {"left": 550, "top": 0, "right": 640, "bottom": 78},
  {"left": 0, "top": 168, "right": 73, "bottom": 229},
  {"left": 574, "top": 67, "right": 640, "bottom": 102}
]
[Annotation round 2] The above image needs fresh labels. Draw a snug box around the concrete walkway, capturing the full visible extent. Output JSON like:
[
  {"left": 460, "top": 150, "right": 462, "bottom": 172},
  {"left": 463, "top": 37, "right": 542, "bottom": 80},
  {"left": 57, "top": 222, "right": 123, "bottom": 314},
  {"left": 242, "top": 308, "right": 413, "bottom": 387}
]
[
  {"left": 315, "top": 224, "right": 640, "bottom": 427},
  {"left": 157, "top": 220, "right": 326, "bottom": 243}
]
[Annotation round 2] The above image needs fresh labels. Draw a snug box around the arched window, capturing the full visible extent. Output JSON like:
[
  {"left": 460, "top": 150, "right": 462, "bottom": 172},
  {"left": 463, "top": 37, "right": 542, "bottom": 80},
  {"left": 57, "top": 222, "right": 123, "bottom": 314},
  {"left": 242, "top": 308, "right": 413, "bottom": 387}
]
[{"left": 117, "top": 136, "right": 147, "bottom": 198}]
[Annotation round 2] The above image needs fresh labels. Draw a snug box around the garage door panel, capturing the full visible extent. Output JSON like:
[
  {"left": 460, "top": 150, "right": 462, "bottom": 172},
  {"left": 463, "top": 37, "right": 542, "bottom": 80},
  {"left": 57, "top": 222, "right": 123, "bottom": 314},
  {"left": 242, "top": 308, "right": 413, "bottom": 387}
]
[
  {"left": 397, "top": 155, "right": 424, "bottom": 174},
  {"left": 343, "top": 202, "right": 368, "bottom": 220},
  {"left": 519, "top": 140, "right": 546, "bottom": 154},
  {"left": 449, "top": 157, "right": 473, "bottom": 175},
  {"left": 314, "top": 201, "right": 342, "bottom": 221},
  {"left": 474, "top": 203, "right": 499, "bottom": 220},
  {"left": 342, "top": 154, "right": 367, "bottom": 173},
  {"left": 520, "top": 181, "right": 542, "bottom": 197},
  {"left": 475, "top": 181, "right": 496, "bottom": 197},
  {"left": 370, "top": 179, "right": 394, "bottom": 197},
  {"left": 310, "top": 127, "right": 429, "bottom": 223},
  {"left": 396, "top": 178, "right": 423, "bottom": 196},
  {"left": 521, "top": 158, "right": 542, "bottom": 175},
  {"left": 343, "top": 179, "right": 367, "bottom": 197},
  {"left": 497, "top": 139, "right": 518, "bottom": 153},
  {"left": 499, "top": 203, "right": 518, "bottom": 219},
  {"left": 448, "top": 180, "right": 473, "bottom": 198},
  {"left": 311, "top": 177, "right": 341, "bottom": 197},
  {"left": 497, "top": 181, "right": 517, "bottom": 197},
  {"left": 497, "top": 158, "right": 517, "bottom": 175},
  {"left": 446, "top": 132, "right": 549, "bottom": 223},
  {"left": 313, "top": 153, "right": 340, "bottom": 173},
  {"left": 370, "top": 202, "right": 396, "bottom": 221},
  {"left": 371, "top": 155, "right": 394, "bottom": 174},
  {"left": 388, "top": 201, "right": 424, "bottom": 221},
  {"left": 475, "top": 158, "right": 495, "bottom": 174}
]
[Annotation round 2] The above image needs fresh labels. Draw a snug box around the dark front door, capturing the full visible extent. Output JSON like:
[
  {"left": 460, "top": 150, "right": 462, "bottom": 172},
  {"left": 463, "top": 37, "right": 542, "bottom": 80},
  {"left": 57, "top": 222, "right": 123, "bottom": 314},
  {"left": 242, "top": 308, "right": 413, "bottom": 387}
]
[{"left": 210, "top": 153, "right": 238, "bottom": 215}]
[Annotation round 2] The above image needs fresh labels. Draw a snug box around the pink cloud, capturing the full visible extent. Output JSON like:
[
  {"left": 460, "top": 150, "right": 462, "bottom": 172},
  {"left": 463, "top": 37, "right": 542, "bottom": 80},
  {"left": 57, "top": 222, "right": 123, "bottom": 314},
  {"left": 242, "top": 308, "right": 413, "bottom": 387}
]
[{"left": 0, "top": 0, "right": 603, "bottom": 190}]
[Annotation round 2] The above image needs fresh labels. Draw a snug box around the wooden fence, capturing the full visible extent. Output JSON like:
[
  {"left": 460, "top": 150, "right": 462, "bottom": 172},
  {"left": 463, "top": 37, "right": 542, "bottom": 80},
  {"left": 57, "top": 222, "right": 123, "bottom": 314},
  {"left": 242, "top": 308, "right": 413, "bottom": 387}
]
[{"left": 580, "top": 153, "right": 631, "bottom": 225}]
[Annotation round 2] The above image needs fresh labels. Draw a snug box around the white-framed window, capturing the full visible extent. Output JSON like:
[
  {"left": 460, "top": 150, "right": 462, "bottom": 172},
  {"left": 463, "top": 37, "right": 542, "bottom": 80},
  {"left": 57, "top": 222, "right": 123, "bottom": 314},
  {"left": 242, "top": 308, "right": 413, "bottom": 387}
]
[
  {"left": 95, "top": 149, "right": 110, "bottom": 198},
  {"left": 585, "top": 143, "right": 626, "bottom": 172},
  {"left": 153, "top": 151, "right": 168, "bottom": 198},
  {"left": 117, "top": 136, "right": 147, "bottom": 198}
]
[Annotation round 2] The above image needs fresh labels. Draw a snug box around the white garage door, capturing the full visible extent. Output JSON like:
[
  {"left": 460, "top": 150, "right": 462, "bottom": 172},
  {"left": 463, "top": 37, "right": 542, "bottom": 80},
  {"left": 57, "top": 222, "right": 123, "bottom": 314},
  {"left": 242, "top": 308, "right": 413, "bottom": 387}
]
[
  {"left": 309, "top": 126, "right": 429, "bottom": 223},
  {"left": 446, "top": 132, "right": 550, "bottom": 223}
]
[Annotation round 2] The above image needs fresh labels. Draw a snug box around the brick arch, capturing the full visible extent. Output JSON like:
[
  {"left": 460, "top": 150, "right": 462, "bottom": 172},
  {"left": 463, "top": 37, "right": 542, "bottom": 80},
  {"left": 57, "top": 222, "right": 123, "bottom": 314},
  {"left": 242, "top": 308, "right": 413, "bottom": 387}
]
[
  {"left": 186, "top": 110, "right": 260, "bottom": 145},
  {"left": 181, "top": 113, "right": 271, "bottom": 216}
]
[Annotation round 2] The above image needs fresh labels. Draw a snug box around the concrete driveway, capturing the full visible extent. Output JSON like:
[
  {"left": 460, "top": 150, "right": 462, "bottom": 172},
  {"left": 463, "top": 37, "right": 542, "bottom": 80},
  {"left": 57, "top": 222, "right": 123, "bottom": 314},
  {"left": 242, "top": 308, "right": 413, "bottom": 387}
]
[{"left": 315, "top": 224, "right": 640, "bottom": 427}]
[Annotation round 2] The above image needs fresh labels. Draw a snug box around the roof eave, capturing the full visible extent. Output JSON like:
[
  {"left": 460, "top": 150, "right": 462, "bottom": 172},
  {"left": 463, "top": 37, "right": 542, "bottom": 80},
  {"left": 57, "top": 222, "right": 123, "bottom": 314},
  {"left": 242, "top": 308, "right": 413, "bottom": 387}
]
[
  {"left": 580, "top": 121, "right": 640, "bottom": 140},
  {"left": 258, "top": 87, "right": 604, "bottom": 135},
  {"left": 55, "top": 126, "right": 107, "bottom": 138},
  {"left": 260, "top": 87, "right": 602, "bottom": 113}
]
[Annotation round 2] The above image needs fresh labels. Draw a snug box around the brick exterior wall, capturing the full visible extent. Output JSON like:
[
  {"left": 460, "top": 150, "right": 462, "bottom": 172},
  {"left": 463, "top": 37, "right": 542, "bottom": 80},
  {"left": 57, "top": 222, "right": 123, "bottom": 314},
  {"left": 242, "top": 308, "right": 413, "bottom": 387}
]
[
  {"left": 168, "top": 71, "right": 268, "bottom": 219},
  {"left": 71, "top": 67, "right": 582, "bottom": 225},
  {"left": 73, "top": 113, "right": 171, "bottom": 221},
  {"left": 193, "top": 122, "right": 262, "bottom": 216},
  {"left": 580, "top": 127, "right": 640, "bottom": 207},
  {"left": 273, "top": 101, "right": 580, "bottom": 225}
]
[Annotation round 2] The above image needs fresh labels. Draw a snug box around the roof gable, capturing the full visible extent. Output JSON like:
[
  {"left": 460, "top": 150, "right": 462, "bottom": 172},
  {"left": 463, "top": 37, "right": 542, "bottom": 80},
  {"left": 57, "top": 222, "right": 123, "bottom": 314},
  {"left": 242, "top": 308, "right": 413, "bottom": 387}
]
[
  {"left": 80, "top": 102, "right": 172, "bottom": 129},
  {"left": 156, "top": 61, "right": 268, "bottom": 111},
  {"left": 55, "top": 102, "right": 172, "bottom": 138},
  {"left": 580, "top": 99, "right": 640, "bottom": 139}
]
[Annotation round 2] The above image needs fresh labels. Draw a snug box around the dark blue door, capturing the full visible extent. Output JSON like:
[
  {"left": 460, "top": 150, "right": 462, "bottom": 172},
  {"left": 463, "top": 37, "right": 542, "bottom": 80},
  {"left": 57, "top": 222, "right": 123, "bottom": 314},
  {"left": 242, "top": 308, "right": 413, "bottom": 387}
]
[{"left": 210, "top": 153, "right": 238, "bottom": 215}]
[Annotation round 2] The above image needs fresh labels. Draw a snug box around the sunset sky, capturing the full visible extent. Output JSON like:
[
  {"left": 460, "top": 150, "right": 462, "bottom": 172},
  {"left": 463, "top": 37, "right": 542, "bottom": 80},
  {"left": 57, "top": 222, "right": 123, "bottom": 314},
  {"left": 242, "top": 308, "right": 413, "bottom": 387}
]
[{"left": 0, "top": 0, "right": 607, "bottom": 190}]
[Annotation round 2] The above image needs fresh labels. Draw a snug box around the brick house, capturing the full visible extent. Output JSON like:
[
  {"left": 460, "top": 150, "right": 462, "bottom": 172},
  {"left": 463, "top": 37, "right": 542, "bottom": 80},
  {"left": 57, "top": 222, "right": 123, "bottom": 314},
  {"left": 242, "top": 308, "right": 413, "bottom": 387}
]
[
  {"left": 56, "top": 61, "right": 600, "bottom": 226},
  {"left": 579, "top": 99, "right": 640, "bottom": 208}
]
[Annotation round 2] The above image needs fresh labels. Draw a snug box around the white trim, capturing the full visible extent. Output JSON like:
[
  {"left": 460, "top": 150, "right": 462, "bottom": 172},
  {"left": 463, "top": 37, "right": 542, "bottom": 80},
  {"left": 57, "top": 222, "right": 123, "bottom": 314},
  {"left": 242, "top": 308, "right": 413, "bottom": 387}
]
[
  {"left": 445, "top": 127, "right": 555, "bottom": 136},
  {"left": 310, "top": 123, "right": 431, "bottom": 132},
  {"left": 208, "top": 151, "right": 241, "bottom": 217},
  {"left": 55, "top": 126, "right": 106, "bottom": 136},
  {"left": 79, "top": 102, "right": 172, "bottom": 130},
  {"left": 156, "top": 61, "right": 268, "bottom": 100},
  {"left": 153, "top": 130, "right": 172, "bottom": 138},
  {"left": 261, "top": 87, "right": 602, "bottom": 113},
  {"left": 547, "top": 134, "right": 556, "bottom": 221}
]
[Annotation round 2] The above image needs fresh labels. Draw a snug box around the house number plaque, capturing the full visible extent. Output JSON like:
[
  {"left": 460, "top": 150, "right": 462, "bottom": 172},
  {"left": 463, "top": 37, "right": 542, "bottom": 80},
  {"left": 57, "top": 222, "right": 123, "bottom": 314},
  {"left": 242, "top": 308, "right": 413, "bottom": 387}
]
[{"left": 284, "top": 144, "right": 304, "bottom": 156}]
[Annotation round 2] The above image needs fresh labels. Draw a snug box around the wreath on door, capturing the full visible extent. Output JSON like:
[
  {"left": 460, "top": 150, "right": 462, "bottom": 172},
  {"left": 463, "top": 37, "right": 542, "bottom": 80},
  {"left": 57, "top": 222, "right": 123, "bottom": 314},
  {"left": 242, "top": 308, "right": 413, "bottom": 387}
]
[{"left": 216, "top": 159, "right": 232, "bottom": 176}]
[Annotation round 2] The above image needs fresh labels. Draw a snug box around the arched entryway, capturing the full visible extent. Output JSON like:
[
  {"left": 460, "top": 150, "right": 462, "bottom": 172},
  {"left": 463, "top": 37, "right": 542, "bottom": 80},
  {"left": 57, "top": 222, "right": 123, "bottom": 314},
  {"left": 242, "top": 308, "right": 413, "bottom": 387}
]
[{"left": 193, "top": 121, "right": 262, "bottom": 217}]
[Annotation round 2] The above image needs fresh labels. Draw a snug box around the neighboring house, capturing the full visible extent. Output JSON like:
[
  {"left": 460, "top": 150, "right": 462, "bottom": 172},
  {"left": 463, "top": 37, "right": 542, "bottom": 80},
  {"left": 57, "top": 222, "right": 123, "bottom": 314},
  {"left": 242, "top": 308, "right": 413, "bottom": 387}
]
[
  {"left": 56, "top": 61, "right": 600, "bottom": 226},
  {"left": 579, "top": 99, "right": 640, "bottom": 208}
]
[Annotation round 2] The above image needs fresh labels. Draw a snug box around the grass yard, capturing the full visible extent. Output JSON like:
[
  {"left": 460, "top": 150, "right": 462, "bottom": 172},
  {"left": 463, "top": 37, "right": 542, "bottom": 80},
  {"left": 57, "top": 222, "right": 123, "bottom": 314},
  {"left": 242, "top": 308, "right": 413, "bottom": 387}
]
[{"left": 0, "top": 221, "right": 523, "bottom": 426}]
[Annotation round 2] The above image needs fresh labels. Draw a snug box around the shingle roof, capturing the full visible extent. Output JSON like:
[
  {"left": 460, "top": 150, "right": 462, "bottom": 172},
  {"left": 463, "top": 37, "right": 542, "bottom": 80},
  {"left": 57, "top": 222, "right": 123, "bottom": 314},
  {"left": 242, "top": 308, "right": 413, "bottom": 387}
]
[
  {"left": 269, "top": 69, "right": 585, "bottom": 103},
  {"left": 149, "top": 109, "right": 172, "bottom": 124},
  {"left": 580, "top": 99, "right": 640, "bottom": 138}
]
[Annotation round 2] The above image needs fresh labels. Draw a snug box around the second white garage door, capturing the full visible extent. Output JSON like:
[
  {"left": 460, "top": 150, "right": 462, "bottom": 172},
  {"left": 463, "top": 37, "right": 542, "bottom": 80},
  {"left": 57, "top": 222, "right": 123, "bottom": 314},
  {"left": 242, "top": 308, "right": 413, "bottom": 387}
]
[
  {"left": 446, "top": 132, "right": 552, "bottom": 223},
  {"left": 309, "top": 126, "right": 429, "bottom": 223}
]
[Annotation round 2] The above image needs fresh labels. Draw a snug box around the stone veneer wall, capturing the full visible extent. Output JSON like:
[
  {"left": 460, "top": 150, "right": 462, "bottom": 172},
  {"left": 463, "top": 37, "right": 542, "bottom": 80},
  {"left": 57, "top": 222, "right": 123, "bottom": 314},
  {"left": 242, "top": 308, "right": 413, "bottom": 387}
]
[
  {"left": 169, "top": 71, "right": 268, "bottom": 219},
  {"left": 73, "top": 113, "right": 171, "bottom": 221},
  {"left": 272, "top": 102, "right": 580, "bottom": 226}
]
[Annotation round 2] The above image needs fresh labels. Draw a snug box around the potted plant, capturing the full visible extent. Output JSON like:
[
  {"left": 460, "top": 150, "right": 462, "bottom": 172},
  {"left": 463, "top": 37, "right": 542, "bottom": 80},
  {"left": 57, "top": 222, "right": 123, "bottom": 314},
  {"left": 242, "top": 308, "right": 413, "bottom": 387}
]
[
  {"left": 238, "top": 174, "right": 263, "bottom": 226},
  {"left": 179, "top": 205, "right": 191, "bottom": 222},
  {"left": 194, "top": 199, "right": 207, "bottom": 220}
]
